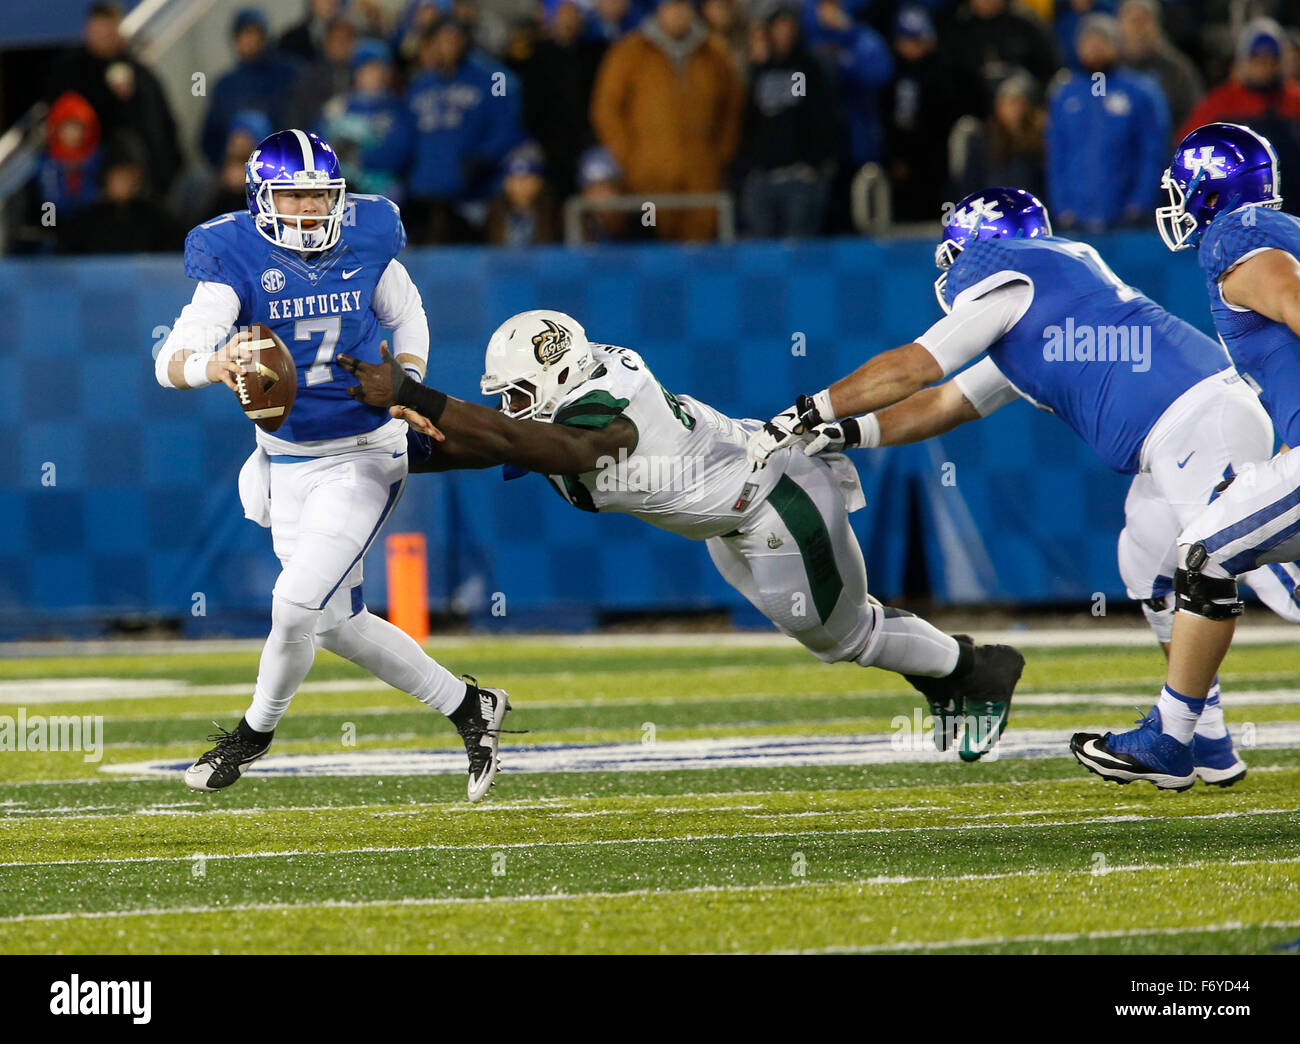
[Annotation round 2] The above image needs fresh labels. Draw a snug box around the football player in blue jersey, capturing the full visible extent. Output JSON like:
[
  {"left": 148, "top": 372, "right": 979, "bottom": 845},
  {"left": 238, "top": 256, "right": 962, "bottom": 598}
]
[
  {"left": 153, "top": 129, "right": 509, "bottom": 801},
  {"left": 747, "top": 186, "right": 1300, "bottom": 787},
  {"left": 1065, "top": 124, "right": 1300, "bottom": 789}
]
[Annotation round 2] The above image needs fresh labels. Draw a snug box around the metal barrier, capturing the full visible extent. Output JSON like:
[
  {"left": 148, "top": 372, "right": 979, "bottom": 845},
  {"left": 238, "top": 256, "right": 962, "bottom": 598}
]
[{"left": 849, "top": 163, "right": 891, "bottom": 234}]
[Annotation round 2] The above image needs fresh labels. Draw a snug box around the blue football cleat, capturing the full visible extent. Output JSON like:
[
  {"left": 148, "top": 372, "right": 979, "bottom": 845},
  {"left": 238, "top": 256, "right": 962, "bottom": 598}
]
[
  {"left": 1071, "top": 706, "right": 1195, "bottom": 791},
  {"left": 1192, "top": 731, "right": 1247, "bottom": 787}
]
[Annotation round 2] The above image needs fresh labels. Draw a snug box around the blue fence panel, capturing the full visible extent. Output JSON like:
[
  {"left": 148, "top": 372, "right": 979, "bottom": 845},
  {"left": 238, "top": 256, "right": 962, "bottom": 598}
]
[{"left": 0, "top": 232, "right": 1217, "bottom": 636}]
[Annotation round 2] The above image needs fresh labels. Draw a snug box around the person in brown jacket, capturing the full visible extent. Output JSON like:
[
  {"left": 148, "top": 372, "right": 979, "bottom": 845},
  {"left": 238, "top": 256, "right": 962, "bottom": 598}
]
[{"left": 589, "top": 0, "right": 744, "bottom": 241}]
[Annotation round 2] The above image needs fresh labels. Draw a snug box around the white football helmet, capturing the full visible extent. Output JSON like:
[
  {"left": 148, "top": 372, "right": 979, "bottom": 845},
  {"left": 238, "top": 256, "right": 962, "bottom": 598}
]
[{"left": 481, "top": 310, "right": 596, "bottom": 420}]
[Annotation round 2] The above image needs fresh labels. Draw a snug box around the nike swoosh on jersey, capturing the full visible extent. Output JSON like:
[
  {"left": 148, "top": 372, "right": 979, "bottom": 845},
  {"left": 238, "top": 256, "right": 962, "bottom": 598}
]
[
  {"left": 343, "top": 267, "right": 364, "bottom": 279},
  {"left": 1178, "top": 452, "right": 1195, "bottom": 468}
]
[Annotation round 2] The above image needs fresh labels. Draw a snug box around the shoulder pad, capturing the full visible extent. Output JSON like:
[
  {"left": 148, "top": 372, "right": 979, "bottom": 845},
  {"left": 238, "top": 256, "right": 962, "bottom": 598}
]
[
  {"left": 343, "top": 194, "right": 406, "bottom": 261},
  {"left": 946, "top": 240, "right": 1022, "bottom": 306},
  {"left": 553, "top": 353, "right": 642, "bottom": 429}
]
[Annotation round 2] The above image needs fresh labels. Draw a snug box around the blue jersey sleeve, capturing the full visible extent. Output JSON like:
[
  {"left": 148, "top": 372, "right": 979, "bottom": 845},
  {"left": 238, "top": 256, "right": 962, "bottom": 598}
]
[
  {"left": 1200, "top": 206, "right": 1300, "bottom": 283},
  {"left": 184, "top": 220, "right": 239, "bottom": 285}
]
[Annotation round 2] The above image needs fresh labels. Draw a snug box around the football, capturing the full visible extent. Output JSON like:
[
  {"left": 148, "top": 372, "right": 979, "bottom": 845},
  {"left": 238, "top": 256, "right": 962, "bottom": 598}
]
[{"left": 232, "top": 322, "right": 296, "bottom": 432}]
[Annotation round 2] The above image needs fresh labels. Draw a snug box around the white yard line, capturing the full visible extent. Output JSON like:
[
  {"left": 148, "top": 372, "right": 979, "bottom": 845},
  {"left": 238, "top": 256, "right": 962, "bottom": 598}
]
[
  {"left": 2, "top": 807, "right": 1293, "bottom": 868},
  {"left": 4, "top": 760, "right": 1295, "bottom": 792},
  {"left": 2, "top": 624, "right": 1297, "bottom": 662},
  {"left": 5, "top": 855, "right": 1299, "bottom": 927}
]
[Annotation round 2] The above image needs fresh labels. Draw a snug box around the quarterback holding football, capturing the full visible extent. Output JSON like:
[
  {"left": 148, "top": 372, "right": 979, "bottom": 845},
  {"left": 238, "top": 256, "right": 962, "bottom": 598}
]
[{"left": 153, "top": 128, "right": 508, "bottom": 801}]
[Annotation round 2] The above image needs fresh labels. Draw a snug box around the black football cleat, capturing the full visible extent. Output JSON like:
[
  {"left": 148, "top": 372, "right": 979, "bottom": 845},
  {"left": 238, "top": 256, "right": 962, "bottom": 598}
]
[
  {"left": 958, "top": 643, "right": 1025, "bottom": 762},
  {"left": 184, "top": 719, "right": 273, "bottom": 792},
  {"left": 450, "top": 676, "right": 511, "bottom": 802},
  {"left": 904, "top": 634, "right": 976, "bottom": 752}
]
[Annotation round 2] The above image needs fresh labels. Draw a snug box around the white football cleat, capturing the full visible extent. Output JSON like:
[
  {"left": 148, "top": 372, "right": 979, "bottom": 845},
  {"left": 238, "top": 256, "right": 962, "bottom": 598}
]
[{"left": 451, "top": 679, "right": 511, "bottom": 802}]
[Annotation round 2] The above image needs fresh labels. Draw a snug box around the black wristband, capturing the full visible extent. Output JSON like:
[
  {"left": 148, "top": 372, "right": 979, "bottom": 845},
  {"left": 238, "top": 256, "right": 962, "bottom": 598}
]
[
  {"left": 396, "top": 379, "right": 449, "bottom": 425},
  {"left": 840, "top": 417, "right": 863, "bottom": 448}
]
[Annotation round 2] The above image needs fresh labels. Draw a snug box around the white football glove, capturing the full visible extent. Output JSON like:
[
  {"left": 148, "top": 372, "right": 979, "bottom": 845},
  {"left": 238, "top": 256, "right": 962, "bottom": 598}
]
[
  {"left": 746, "top": 406, "right": 802, "bottom": 470},
  {"left": 803, "top": 420, "right": 852, "bottom": 456},
  {"left": 803, "top": 415, "right": 880, "bottom": 456},
  {"left": 746, "top": 394, "right": 827, "bottom": 470}
]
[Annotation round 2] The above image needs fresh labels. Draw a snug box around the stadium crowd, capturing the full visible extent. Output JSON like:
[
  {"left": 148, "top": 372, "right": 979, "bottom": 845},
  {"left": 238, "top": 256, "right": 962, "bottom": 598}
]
[{"left": 27, "top": 0, "right": 1300, "bottom": 252}]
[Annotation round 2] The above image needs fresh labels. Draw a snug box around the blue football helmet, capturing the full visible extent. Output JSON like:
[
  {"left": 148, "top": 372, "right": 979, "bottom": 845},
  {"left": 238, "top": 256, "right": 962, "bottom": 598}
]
[
  {"left": 245, "top": 129, "right": 347, "bottom": 252},
  {"left": 1157, "top": 122, "right": 1281, "bottom": 251},
  {"left": 934, "top": 187, "right": 1052, "bottom": 310}
]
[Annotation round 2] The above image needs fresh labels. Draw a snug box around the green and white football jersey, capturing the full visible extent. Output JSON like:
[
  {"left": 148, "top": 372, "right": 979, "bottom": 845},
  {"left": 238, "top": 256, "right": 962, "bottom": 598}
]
[{"left": 545, "top": 344, "right": 789, "bottom": 539}]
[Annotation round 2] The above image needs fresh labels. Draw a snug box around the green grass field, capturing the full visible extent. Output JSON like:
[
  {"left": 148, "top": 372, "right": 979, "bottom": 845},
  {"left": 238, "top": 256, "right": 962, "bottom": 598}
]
[{"left": 2, "top": 634, "right": 1298, "bottom": 955}]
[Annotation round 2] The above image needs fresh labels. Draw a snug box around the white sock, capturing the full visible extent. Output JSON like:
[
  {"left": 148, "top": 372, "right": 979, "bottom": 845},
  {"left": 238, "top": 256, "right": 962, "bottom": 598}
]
[
  {"left": 1156, "top": 684, "right": 1204, "bottom": 744},
  {"left": 858, "top": 607, "right": 961, "bottom": 677},
  {"left": 1193, "top": 680, "right": 1228, "bottom": 740},
  {"left": 317, "top": 608, "right": 464, "bottom": 714},
  {"left": 246, "top": 596, "right": 321, "bottom": 733}
]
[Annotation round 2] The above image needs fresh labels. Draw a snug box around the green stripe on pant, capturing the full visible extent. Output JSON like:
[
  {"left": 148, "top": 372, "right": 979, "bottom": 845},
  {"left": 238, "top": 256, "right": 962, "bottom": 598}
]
[{"left": 766, "top": 473, "right": 844, "bottom": 624}]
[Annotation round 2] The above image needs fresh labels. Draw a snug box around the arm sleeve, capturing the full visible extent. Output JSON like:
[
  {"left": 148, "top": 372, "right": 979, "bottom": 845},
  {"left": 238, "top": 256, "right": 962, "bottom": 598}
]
[
  {"left": 952, "top": 356, "right": 1021, "bottom": 417},
  {"left": 371, "top": 259, "right": 429, "bottom": 369},
  {"left": 154, "top": 281, "right": 242, "bottom": 388},
  {"left": 914, "top": 281, "right": 1034, "bottom": 376}
]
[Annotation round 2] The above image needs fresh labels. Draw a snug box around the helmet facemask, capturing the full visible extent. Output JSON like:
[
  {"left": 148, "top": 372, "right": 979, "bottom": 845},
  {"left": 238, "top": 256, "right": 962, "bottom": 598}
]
[
  {"left": 253, "top": 171, "right": 347, "bottom": 252},
  {"left": 933, "top": 239, "right": 963, "bottom": 313},
  {"left": 1156, "top": 168, "right": 1201, "bottom": 251}
]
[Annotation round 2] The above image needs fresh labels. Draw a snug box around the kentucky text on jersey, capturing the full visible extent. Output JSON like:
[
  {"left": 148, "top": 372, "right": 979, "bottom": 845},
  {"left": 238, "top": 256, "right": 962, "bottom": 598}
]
[
  {"left": 266, "top": 290, "right": 364, "bottom": 319},
  {"left": 184, "top": 194, "right": 406, "bottom": 443}
]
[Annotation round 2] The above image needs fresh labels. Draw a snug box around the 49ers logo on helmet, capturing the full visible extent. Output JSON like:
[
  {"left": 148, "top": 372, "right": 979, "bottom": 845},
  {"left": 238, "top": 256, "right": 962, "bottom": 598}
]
[{"left": 531, "top": 319, "right": 571, "bottom": 366}]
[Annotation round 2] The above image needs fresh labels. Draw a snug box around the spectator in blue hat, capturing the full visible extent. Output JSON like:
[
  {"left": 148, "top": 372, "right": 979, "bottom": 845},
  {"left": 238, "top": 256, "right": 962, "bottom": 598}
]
[
  {"left": 200, "top": 8, "right": 304, "bottom": 166},
  {"left": 488, "top": 140, "right": 559, "bottom": 245},
  {"left": 522, "top": 0, "right": 607, "bottom": 199},
  {"left": 1177, "top": 17, "right": 1300, "bottom": 212},
  {"left": 575, "top": 145, "right": 640, "bottom": 241},
  {"left": 321, "top": 39, "right": 414, "bottom": 200},
  {"left": 1179, "top": 17, "right": 1300, "bottom": 140},
  {"left": 587, "top": 0, "right": 640, "bottom": 44},
  {"left": 885, "top": 5, "right": 960, "bottom": 222}
]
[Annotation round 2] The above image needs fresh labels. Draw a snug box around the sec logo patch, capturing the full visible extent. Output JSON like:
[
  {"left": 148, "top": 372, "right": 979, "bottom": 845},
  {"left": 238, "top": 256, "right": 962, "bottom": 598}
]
[{"left": 261, "top": 268, "right": 286, "bottom": 293}]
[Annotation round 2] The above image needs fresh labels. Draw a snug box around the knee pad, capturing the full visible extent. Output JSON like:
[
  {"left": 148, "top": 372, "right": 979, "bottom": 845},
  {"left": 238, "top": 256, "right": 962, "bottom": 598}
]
[
  {"left": 1174, "top": 544, "right": 1243, "bottom": 622},
  {"left": 1140, "top": 593, "right": 1176, "bottom": 644},
  {"left": 269, "top": 593, "right": 323, "bottom": 642},
  {"left": 316, "top": 605, "right": 375, "bottom": 657}
]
